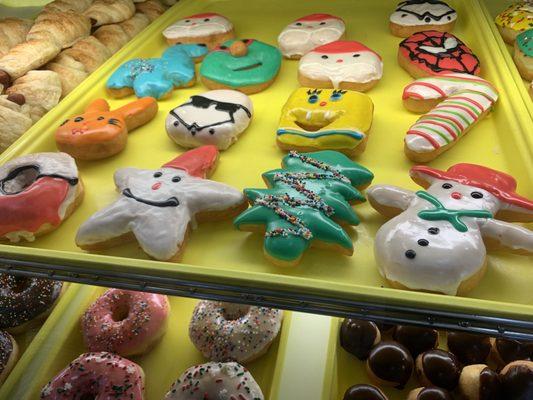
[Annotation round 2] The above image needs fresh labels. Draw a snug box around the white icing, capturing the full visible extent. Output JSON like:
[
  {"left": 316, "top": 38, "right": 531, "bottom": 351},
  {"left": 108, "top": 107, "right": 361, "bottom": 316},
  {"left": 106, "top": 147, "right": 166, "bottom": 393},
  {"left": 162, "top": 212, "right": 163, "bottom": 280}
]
[
  {"left": 165, "top": 362, "right": 264, "bottom": 400},
  {"left": 76, "top": 166, "right": 244, "bottom": 261},
  {"left": 165, "top": 90, "right": 253, "bottom": 150},
  {"left": 299, "top": 49, "right": 383, "bottom": 88},
  {"left": 390, "top": 1, "right": 457, "bottom": 26},
  {"left": 278, "top": 17, "right": 345, "bottom": 58},
  {"left": 480, "top": 218, "right": 533, "bottom": 253},
  {"left": 163, "top": 14, "right": 233, "bottom": 39}
]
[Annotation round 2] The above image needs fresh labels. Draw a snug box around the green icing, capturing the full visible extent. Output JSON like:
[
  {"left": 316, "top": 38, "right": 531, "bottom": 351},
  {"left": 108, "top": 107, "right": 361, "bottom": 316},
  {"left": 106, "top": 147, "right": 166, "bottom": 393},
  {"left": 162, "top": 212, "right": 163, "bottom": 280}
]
[
  {"left": 416, "top": 191, "right": 492, "bottom": 233},
  {"left": 234, "top": 151, "right": 374, "bottom": 263},
  {"left": 517, "top": 29, "right": 533, "bottom": 57},
  {"left": 200, "top": 39, "right": 282, "bottom": 87}
]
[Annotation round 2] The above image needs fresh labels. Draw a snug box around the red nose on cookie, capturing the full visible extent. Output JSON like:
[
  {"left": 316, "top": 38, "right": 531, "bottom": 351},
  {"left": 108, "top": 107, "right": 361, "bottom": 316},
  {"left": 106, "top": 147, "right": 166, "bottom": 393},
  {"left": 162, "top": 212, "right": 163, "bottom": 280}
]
[
  {"left": 319, "top": 101, "right": 327, "bottom": 107},
  {"left": 336, "top": 59, "right": 343, "bottom": 63},
  {"left": 451, "top": 192, "right": 462, "bottom": 199},
  {"left": 152, "top": 182, "right": 162, "bottom": 190}
]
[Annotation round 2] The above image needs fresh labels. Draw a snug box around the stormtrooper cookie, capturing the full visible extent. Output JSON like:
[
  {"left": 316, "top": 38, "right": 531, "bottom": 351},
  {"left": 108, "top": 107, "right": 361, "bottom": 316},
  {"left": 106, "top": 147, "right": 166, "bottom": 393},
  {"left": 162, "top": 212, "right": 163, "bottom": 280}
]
[
  {"left": 166, "top": 90, "right": 253, "bottom": 150},
  {"left": 276, "top": 88, "right": 374, "bottom": 156},
  {"left": 76, "top": 146, "right": 247, "bottom": 261},
  {"left": 278, "top": 13, "right": 346, "bottom": 59},
  {"left": 495, "top": 2, "right": 533, "bottom": 44},
  {"left": 367, "top": 163, "right": 533, "bottom": 296},
  {"left": 390, "top": 0, "right": 457, "bottom": 37},
  {"left": 298, "top": 40, "right": 383, "bottom": 91},
  {"left": 162, "top": 13, "right": 235, "bottom": 50}
]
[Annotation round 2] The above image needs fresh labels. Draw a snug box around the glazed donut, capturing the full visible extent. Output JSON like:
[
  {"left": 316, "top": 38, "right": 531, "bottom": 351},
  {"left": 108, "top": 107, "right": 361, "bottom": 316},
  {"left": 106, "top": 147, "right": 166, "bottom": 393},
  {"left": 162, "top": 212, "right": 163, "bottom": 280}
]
[
  {"left": 491, "top": 338, "right": 533, "bottom": 366},
  {"left": 81, "top": 289, "right": 170, "bottom": 357},
  {"left": 189, "top": 301, "right": 283, "bottom": 363},
  {"left": 0, "top": 330, "right": 18, "bottom": 385},
  {"left": 40, "top": 352, "right": 145, "bottom": 400},
  {"left": 0, "top": 273, "right": 63, "bottom": 333},
  {"left": 165, "top": 362, "right": 263, "bottom": 400}
]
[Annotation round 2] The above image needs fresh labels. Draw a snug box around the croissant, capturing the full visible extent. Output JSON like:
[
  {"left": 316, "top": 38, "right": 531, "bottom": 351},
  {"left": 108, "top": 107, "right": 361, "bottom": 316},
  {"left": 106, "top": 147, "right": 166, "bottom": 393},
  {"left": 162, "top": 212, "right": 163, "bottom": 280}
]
[
  {"left": 29, "top": 11, "right": 92, "bottom": 49},
  {"left": 0, "top": 40, "right": 60, "bottom": 81},
  {"left": 93, "top": 25, "right": 131, "bottom": 54},
  {"left": 42, "top": 0, "right": 93, "bottom": 14},
  {"left": 0, "top": 94, "right": 33, "bottom": 152},
  {"left": 62, "top": 36, "right": 112, "bottom": 73},
  {"left": 84, "top": 0, "right": 136, "bottom": 27},
  {"left": 47, "top": 53, "right": 88, "bottom": 97},
  {"left": 0, "top": 18, "right": 33, "bottom": 57},
  {"left": 135, "top": 0, "right": 167, "bottom": 21},
  {"left": 118, "top": 13, "right": 150, "bottom": 38}
]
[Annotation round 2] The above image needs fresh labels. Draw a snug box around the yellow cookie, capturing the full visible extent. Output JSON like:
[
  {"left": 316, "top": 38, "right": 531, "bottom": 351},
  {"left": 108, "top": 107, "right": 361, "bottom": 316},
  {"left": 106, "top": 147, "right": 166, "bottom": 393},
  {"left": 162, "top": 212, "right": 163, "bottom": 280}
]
[
  {"left": 276, "top": 88, "right": 373, "bottom": 157},
  {"left": 495, "top": 2, "right": 533, "bottom": 44}
]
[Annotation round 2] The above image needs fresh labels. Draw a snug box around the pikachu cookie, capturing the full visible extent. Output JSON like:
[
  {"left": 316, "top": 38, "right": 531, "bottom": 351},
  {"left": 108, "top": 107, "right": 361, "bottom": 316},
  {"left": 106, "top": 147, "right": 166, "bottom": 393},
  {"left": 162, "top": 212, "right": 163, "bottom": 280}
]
[
  {"left": 55, "top": 98, "right": 158, "bottom": 160},
  {"left": 276, "top": 87, "right": 373, "bottom": 157}
]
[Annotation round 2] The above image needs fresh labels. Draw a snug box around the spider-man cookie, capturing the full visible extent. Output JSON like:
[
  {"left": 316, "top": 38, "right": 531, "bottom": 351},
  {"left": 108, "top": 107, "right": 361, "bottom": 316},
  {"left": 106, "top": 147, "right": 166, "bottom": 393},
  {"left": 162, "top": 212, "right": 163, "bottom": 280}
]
[
  {"left": 166, "top": 89, "right": 253, "bottom": 150},
  {"left": 56, "top": 98, "right": 158, "bottom": 160},
  {"left": 390, "top": 1, "right": 457, "bottom": 37},
  {"left": 398, "top": 31, "right": 480, "bottom": 78},
  {"left": 106, "top": 44, "right": 208, "bottom": 100}
]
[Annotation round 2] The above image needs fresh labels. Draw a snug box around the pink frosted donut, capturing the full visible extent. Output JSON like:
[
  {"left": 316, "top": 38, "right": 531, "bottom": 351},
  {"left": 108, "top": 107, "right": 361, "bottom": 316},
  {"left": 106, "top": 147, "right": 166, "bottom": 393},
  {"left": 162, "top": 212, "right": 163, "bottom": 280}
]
[
  {"left": 81, "top": 289, "right": 170, "bottom": 356},
  {"left": 41, "top": 352, "right": 145, "bottom": 400}
]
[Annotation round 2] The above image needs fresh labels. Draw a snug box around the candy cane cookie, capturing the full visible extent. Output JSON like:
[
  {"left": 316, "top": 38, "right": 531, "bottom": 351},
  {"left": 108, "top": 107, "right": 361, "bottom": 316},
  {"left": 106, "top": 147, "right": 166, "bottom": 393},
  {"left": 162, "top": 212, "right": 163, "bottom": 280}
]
[{"left": 402, "top": 73, "right": 498, "bottom": 162}]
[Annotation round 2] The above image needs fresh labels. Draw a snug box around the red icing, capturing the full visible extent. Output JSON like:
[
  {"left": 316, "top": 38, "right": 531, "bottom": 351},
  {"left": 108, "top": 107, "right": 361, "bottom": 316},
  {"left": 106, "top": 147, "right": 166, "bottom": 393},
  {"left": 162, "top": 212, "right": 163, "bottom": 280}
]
[
  {"left": 0, "top": 177, "right": 70, "bottom": 236},
  {"left": 311, "top": 40, "right": 382, "bottom": 59},
  {"left": 185, "top": 12, "right": 223, "bottom": 19},
  {"left": 429, "top": 113, "right": 465, "bottom": 130},
  {"left": 403, "top": 81, "right": 447, "bottom": 99},
  {"left": 420, "top": 120, "right": 457, "bottom": 139},
  {"left": 410, "top": 164, "right": 533, "bottom": 211},
  {"left": 295, "top": 13, "right": 343, "bottom": 22},
  {"left": 162, "top": 145, "right": 219, "bottom": 178},
  {"left": 436, "top": 103, "right": 477, "bottom": 119},
  {"left": 454, "top": 96, "right": 484, "bottom": 111},
  {"left": 407, "top": 130, "right": 440, "bottom": 149}
]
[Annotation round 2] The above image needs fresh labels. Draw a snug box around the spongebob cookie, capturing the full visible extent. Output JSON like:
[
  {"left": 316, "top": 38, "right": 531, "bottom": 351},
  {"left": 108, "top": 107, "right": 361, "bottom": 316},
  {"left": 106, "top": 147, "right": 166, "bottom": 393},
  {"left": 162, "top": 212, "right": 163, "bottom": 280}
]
[{"left": 276, "top": 88, "right": 374, "bottom": 157}]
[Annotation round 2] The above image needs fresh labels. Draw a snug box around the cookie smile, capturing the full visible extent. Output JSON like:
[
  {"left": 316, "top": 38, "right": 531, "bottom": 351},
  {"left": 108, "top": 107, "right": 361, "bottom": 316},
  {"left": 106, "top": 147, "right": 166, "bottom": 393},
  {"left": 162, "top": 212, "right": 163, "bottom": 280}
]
[
  {"left": 232, "top": 62, "right": 263, "bottom": 72},
  {"left": 293, "top": 109, "right": 343, "bottom": 132},
  {"left": 122, "top": 188, "right": 179, "bottom": 207}
]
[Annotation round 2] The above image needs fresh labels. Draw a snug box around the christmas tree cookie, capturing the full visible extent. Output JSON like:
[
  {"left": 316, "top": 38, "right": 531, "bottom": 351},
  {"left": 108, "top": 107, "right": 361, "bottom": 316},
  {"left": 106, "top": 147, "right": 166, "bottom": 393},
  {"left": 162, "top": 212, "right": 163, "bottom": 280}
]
[{"left": 234, "top": 150, "right": 374, "bottom": 266}]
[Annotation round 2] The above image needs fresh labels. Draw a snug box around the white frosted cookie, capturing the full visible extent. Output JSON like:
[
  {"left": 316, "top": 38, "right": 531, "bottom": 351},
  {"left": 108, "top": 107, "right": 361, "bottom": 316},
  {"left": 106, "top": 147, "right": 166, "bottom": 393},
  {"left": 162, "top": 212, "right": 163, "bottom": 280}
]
[
  {"left": 165, "top": 90, "right": 253, "bottom": 150},
  {"left": 162, "top": 12, "right": 234, "bottom": 49},
  {"left": 390, "top": 1, "right": 457, "bottom": 37},
  {"left": 278, "top": 13, "right": 345, "bottom": 59}
]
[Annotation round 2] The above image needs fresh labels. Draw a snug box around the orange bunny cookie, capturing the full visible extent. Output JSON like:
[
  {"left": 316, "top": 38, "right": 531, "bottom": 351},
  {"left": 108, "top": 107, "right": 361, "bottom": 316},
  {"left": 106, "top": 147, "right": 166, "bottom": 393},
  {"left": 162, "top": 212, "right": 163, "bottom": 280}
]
[{"left": 55, "top": 97, "right": 158, "bottom": 160}]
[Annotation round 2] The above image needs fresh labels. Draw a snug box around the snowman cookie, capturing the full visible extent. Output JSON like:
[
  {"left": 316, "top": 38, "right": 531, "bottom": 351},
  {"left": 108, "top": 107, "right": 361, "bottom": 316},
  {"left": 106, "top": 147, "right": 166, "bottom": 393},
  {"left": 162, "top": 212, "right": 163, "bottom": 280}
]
[
  {"left": 495, "top": 2, "right": 533, "bottom": 45},
  {"left": 162, "top": 13, "right": 235, "bottom": 50},
  {"left": 398, "top": 31, "right": 480, "bottom": 78},
  {"left": 276, "top": 87, "right": 374, "bottom": 156},
  {"left": 0, "top": 152, "right": 83, "bottom": 243},
  {"left": 298, "top": 41, "right": 383, "bottom": 91},
  {"left": 76, "top": 146, "right": 247, "bottom": 261},
  {"left": 278, "top": 13, "right": 346, "bottom": 59},
  {"left": 390, "top": 0, "right": 457, "bottom": 38},
  {"left": 368, "top": 163, "right": 533, "bottom": 296},
  {"left": 165, "top": 89, "right": 253, "bottom": 150}
]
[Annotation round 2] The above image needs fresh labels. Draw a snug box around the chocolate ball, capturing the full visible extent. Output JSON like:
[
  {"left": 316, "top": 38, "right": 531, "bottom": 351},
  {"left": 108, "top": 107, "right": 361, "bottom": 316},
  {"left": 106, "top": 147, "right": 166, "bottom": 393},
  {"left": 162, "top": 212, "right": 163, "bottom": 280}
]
[
  {"left": 367, "top": 341, "right": 413, "bottom": 389},
  {"left": 394, "top": 325, "right": 438, "bottom": 358},
  {"left": 416, "top": 349, "right": 460, "bottom": 390},
  {"left": 447, "top": 331, "right": 491, "bottom": 365},
  {"left": 340, "top": 319, "right": 381, "bottom": 360},
  {"left": 343, "top": 384, "right": 388, "bottom": 400},
  {"left": 500, "top": 360, "right": 533, "bottom": 400}
]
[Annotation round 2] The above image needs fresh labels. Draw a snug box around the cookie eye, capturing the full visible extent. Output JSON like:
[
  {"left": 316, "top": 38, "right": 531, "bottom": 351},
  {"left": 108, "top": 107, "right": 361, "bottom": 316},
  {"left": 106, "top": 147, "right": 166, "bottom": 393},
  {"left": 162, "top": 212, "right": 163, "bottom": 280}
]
[
  {"left": 353, "top": 53, "right": 360, "bottom": 57},
  {"left": 74, "top": 117, "right": 84, "bottom": 122},
  {"left": 308, "top": 94, "right": 319, "bottom": 104},
  {"left": 425, "top": 17, "right": 431, "bottom": 23},
  {"left": 295, "top": 22, "right": 302, "bottom": 26},
  {"left": 442, "top": 183, "right": 453, "bottom": 189},
  {"left": 209, "top": 129, "right": 215, "bottom": 134},
  {"left": 320, "top": 22, "right": 326, "bottom": 25},
  {"left": 108, "top": 118, "right": 120, "bottom": 126},
  {"left": 173, "top": 121, "right": 179, "bottom": 127},
  {"left": 405, "top": 250, "right": 416, "bottom": 259},
  {"left": 471, "top": 191, "right": 483, "bottom": 199},
  {"left": 330, "top": 90, "right": 346, "bottom": 101},
  {"left": 204, "top": 18, "right": 210, "bottom": 22},
  {"left": 321, "top": 55, "right": 329, "bottom": 59},
  {"left": 153, "top": 172, "right": 162, "bottom": 178},
  {"left": 401, "top": 13, "right": 408, "bottom": 17},
  {"left": 97, "top": 116, "right": 104, "bottom": 120},
  {"left": 185, "top": 19, "right": 190, "bottom": 23},
  {"left": 172, "top": 176, "right": 181, "bottom": 183}
]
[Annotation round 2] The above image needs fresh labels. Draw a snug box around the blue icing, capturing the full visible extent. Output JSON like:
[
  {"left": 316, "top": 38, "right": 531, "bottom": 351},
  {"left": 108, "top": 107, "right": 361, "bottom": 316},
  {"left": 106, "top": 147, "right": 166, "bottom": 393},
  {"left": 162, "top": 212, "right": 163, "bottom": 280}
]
[{"left": 106, "top": 44, "right": 208, "bottom": 99}]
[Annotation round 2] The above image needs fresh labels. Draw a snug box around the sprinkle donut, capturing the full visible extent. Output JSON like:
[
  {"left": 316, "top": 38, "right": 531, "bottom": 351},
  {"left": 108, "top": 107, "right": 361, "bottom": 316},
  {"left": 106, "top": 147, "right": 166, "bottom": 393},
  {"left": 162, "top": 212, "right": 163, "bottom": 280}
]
[
  {"left": 164, "top": 362, "right": 264, "bottom": 400},
  {"left": 81, "top": 289, "right": 170, "bottom": 357},
  {"left": 189, "top": 301, "right": 283, "bottom": 363},
  {"left": 0, "top": 330, "right": 18, "bottom": 385},
  {"left": 40, "top": 352, "right": 145, "bottom": 400},
  {"left": 0, "top": 273, "right": 63, "bottom": 333}
]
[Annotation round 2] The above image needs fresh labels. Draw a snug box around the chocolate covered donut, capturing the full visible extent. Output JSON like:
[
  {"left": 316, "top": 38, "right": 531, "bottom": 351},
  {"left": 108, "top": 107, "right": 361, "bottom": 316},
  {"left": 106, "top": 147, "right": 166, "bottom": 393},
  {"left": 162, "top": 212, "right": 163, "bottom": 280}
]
[
  {"left": 366, "top": 341, "right": 413, "bottom": 389},
  {"left": 493, "top": 338, "right": 533, "bottom": 365},
  {"left": 343, "top": 384, "right": 388, "bottom": 400},
  {"left": 416, "top": 349, "right": 460, "bottom": 390},
  {"left": 459, "top": 364, "right": 500, "bottom": 400},
  {"left": 500, "top": 360, "right": 533, "bottom": 400},
  {"left": 447, "top": 331, "right": 492, "bottom": 365},
  {"left": 407, "top": 386, "right": 453, "bottom": 400},
  {"left": 393, "top": 325, "right": 438, "bottom": 357},
  {"left": 0, "top": 330, "right": 18, "bottom": 384},
  {"left": 340, "top": 319, "right": 381, "bottom": 360}
]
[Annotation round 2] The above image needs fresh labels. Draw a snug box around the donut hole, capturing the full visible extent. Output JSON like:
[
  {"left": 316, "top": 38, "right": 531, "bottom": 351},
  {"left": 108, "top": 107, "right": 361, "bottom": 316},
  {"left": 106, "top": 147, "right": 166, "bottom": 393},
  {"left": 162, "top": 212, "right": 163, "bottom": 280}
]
[
  {"left": 9, "top": 276, "right": 31, "bottom": 293},
  {"left": 1, "top": 166, "right": 39, "bottom": 195},
  {"left": 111, "top": 302, "right": 131, "bottom": 322},
  {"left": 220, "top": 303, "right": 250, "bottom": 321}
]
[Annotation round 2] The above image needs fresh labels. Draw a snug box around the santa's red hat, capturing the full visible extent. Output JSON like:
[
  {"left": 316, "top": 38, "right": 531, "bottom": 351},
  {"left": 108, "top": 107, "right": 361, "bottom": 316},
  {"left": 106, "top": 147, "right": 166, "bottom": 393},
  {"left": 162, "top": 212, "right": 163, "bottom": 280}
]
[
  {"left": 410, "top": 164, "right": 533, "bottom": 220},
  {"left": 162, "top": 145, "right": 219, "bottom": 179},
  {"left": 311, "top": 40, "right": 381, "bottom": 59},
  {"left": 295, "top": 13, "right": 343, "bottom": 22},
  {"left": 185, "top": 12, "right": 224, "bottom": 19}
]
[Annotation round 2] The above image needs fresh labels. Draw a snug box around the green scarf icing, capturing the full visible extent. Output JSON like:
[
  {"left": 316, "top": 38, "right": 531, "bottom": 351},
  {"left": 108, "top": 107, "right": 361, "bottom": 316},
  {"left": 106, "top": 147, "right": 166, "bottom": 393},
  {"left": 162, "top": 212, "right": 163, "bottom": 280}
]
[
  {"left": 517, "top": 29, "right": 533, "bottom": 58},
  {"left": 234, "top": 151, "right": 374, "bottom": 263},
  {"left": 416, "top": 191, "right": 492, "bottom": 232}
]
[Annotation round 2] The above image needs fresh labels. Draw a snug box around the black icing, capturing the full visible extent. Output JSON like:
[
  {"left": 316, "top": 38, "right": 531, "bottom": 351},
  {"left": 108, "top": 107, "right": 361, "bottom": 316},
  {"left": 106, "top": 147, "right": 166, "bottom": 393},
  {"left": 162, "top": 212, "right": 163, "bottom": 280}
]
[
  {"left": 122, "top": 188, "right": 179, "bottom": 207},
  {"left": 395, "top": 0, "right": 456, "bottom": 22},
  {"left": 0, "top": 165, "right": 78, "bottom": 195}
]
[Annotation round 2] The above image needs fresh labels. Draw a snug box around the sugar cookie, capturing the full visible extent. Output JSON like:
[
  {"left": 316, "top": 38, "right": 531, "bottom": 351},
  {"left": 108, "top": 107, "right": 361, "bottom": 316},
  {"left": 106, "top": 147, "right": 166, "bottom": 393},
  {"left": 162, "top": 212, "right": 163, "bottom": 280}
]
[
  {"left": 495, "top": 2, "right": 533, "bottom": 44},
  {"left": 390, "top": 0, "right": 457, "bottom": 37},
  {"left": 514, "top": 28, "right": 533, "bottom": 81}
]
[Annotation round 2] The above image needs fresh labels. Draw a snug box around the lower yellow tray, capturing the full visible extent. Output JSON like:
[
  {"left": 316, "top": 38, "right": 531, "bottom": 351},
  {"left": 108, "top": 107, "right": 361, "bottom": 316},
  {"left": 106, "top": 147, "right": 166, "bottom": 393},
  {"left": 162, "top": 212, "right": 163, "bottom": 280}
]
[{"left": 0, "top": 284, "right": 291, "bottom": 399}]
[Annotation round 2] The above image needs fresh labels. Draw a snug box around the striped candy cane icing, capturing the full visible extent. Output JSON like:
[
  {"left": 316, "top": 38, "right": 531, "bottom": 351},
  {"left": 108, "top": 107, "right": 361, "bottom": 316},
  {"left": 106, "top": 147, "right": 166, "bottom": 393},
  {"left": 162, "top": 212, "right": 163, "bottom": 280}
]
[{"left": 403, "top": 73, "right": 498, "bottom": 153}]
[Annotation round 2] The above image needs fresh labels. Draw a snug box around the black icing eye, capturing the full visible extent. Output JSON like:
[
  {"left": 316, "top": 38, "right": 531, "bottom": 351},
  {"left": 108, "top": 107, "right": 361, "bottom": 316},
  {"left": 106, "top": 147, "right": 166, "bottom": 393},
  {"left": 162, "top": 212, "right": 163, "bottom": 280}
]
[
  {"left": 295, "top": 22, "right": 302, "bottom": 26},
  {"left": 153, "top": 172, "right": 162, "bottom": 178},
  {"left": 204, "top": 18, "right": 210, "bottom": 22},
  {"left": 321, "top": 55, "right": 329, "bottom": 59},
  {"left": 74, "top": 117, "right": 84, "bottom": 122},
  {"left": 442, "top": 183, "right": 453, "bottom": 189},
  {"left": 209, "top": 129, "right": 215, "bottom": 135},
  {"left": 428, "top": 227, "right": 440, "bottom": 235},
  {"left": 173, "top": 121, "right": 179, "bottom": 127},
  {"left": 353, "top": 53, "right": 360, "bottom": 57},
  {"left": 219, "top": 45, "right": 228, "bottom": 50},
  {"left": 108, "top": 118, "right": 120, "bottom": 126},
  {"left": 405, "top": 250, "right": 416, "bottom": 259},
  {"left": 172, "top": 176, "right": 181, "bottom": 182},
  {"left": 185, "top": 19, "right": 191, "bottom": 23},
  {"left": 60, "top": 119, "right": 69, "bottom": 126},
  {"left": 97, "top": 116, "right": 104, "bottom": 121},
  {"left": 320, "top": 22, "right": 326, "bottom": 25},
  {"left": 417, "top": 239, "right": 429, "bottom": 246},
  {"left": 401, "top": 13, "right": 408, "bottom": 17},
  {"left": 447, "top": 16, "right": 452, "bottom": 20},
  {"left": 471, "top": 191, "right": 483, "bottom": 199},
  {"left": 425, "top": 17, "right": 431, "bottom": 23}
]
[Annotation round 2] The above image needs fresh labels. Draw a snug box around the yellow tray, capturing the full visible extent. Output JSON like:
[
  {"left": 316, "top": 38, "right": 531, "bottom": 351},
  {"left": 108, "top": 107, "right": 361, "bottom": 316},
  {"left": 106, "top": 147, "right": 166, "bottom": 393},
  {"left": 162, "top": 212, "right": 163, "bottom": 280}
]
[
  {"left": 0, "top": 0, "right": 532, "bottom": 333},
  {"left": 0, "top": 285, "right": 292, "bottom": 399}
]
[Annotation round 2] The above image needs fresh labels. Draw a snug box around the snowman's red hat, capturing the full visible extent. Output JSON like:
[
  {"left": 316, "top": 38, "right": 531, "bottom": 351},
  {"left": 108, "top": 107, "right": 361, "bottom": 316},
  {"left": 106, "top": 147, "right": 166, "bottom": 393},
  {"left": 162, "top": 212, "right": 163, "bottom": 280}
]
[
  {"left": 162, "top": 145, "right": 219, "bottom": 179},
  {"left": 311, "top": 40, "right": 381, "bottom": 59},
  {"left": 295, "top": 13, "right": 343, "bottom": 22},
  {"left": 411, "top": 163, "right": 533, "bottom": 220}
]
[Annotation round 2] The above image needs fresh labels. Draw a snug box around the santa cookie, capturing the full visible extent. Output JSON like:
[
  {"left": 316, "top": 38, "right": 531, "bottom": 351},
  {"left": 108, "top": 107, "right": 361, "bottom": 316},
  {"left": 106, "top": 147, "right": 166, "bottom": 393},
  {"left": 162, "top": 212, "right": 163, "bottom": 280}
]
[
  {"left": 278, "top": 13, "right": 346, "bottom": 59},
  {"left": 495, "top": 2, "right": 533, "bottom": 45},
  {"left": 163, "top": 13, "right": 235, "bottom": 50},
  {"left": 399, "top": 31, "right": 480, "bottom": 78},
  {"left": 76, "top": 146, "right": 247, "bottom": 261},
  {"left": 368, "top": 163, "right": 533, "bottom": 296},
  {"left": 390, "top": 0, "right": 457, "bottom": 38},
  {"left": 165, "top": 89, "right": 253, "bottom": 150},
  {"left": 298, "top": 41, "right": 383, "bottom": 91},
  {"left": 0, "top": 152, "right": 83, "bottom": 243}
]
